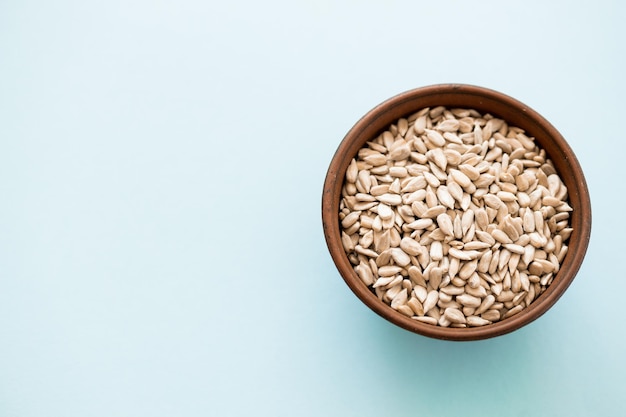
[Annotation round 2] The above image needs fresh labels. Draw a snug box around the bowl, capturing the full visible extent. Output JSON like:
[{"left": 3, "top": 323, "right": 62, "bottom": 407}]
[{"left": 322, "top": 83, "right": 591, "bottom": 341}]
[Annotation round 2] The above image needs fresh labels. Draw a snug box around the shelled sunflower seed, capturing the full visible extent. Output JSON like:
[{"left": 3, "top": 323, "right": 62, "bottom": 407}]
[{"left": 339, "top": 106, "right": 572, "bottom": 327}]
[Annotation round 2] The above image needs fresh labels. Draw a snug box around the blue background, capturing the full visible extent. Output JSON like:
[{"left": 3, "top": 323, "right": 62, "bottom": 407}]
[{"left": 1, "top": 1, "right": 624, "bottom": 416}]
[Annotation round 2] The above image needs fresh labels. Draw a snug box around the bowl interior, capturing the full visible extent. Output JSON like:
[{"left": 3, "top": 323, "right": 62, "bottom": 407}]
[{"left": 322, "top": 84, "right": 591, "bottom": 341}]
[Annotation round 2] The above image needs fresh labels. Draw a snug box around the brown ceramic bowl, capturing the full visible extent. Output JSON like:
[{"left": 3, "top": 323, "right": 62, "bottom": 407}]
[{"left": 322, "top": 83, "right": 591, "bottom": 341}]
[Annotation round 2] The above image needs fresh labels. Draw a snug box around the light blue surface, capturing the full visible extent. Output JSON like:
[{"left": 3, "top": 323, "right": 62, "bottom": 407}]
[{"left": 1, "top": 1, "right": 624, "bottom": 416}]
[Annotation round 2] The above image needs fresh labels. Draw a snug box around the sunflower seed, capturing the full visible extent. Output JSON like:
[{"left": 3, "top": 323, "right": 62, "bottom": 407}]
[
  {"left": 436, "top": 213, "right": 454, "bottom": 237},
  {"left": 407, "top": 297, "right": 425, "bottom": 315},
  {"left": 456, "top": 293, "right": 482, "bottom": 308},
  {"left": 467, "top": 316, "right": 491, "bottom": 326},
  {"left": 390, "top": 288, "right": 408, "bottom": 309},
  {"left": 423, "top": 290, "right": 439, "bottom": 314},
  {"left": 425, "top": 129, "right": 446, "bottom": 147},
  {"left": 437, "top": 186, "right": 456, "bottom": 209},
  {"left": 444, "top": 307, "right": 467, "bottom": 324},
  {"left": 413, "top": 316, "right": 438, "bottom": 325},
  {"left": 481, "top": 309, "right": 501, "bottom": 321}
]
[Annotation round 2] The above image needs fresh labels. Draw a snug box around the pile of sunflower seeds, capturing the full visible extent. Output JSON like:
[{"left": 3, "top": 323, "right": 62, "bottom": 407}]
[{"left": 339, "top": 106, "right": 572, "bottom": 327}]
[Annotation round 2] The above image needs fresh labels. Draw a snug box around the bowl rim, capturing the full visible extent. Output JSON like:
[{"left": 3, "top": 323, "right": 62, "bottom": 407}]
[{"left": 322, "top": 83, "right": 592, "bottom": 341}]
